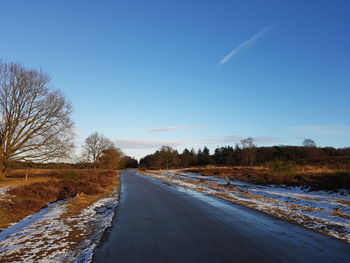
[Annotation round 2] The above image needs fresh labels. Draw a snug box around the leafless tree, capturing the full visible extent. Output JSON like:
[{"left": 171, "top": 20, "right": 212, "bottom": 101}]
[
  {"left": 302, "top": 138, "right": 316, "bottom": 147},
  {"left": 240, "top": 137, "right": 256, "bottom": 166},
  {"left": 0, "top": 61, "right": 75, "bottom": 178},
  {"left": 302, "top": 138, "right": 318, "bottom": 159},
  {"left": 82, "top": 132, "right": 113, "bottom": 168}
]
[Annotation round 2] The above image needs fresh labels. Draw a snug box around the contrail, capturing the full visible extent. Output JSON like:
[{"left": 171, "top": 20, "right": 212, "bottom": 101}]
[{"left": 219, "top": 25, "right": 272, "bottom": 65}]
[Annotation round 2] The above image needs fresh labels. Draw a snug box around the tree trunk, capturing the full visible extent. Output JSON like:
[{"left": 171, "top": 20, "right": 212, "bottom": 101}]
[{"left": 0, "top": 160, "right": 7, "bottom": 180}]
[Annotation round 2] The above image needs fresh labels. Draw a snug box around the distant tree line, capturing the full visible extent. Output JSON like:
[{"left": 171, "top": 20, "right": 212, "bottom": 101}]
[{"left": 139, "top": 138, "right": 350, "bottom": 169}]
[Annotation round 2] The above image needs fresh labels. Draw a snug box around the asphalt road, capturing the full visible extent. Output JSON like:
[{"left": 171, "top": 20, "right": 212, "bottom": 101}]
[{"left": 92, "top": 170, "right": 350, "bottom": 263}]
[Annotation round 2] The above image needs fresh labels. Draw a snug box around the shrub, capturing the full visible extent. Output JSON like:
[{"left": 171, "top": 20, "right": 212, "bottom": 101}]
[
  {"left": 10, "top": 199, "right": 44, "bottom": 213},
  {"left": 9, "top": 181, "right": 60, "bottom": 203},
  {"left": 6, "top": 170, "right": 117, "bottom": 213},
  {"left": 267, "top": 160, "right": 297, "bottom": 183},
  {"left": 62, "top": 170, "right": 81, "bottom": 180}
]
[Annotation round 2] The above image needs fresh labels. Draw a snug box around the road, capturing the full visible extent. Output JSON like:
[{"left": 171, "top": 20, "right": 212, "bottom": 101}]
[{"left": 92, "top": 170, "right": 350, "bottom": 263}]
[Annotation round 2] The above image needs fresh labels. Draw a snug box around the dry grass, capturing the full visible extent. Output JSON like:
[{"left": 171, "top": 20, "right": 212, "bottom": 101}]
[
  {"left": 58, "top": 194, "right": 107, "bottom": 251},
  {"left": 57, "top": 174, "right": 119, "bottom": 255},
  {"left": 0, "top": 169, "right": 118, "bottom": 230},
  {"left": 6, "top": 168, "right": 115, "bottom": 178},
  {"left": 0, "top": 176, "right": 56, "bottom": 188},
  {"left": 0, "top": 173, "right": 120, "bottom": 262},
  {"left": 287, "top": 203, "right": 323, "bottom": 212},
  {"left": 0, "top": 207, "right": 26, "bottom": 230},
  {"left": 333, "top": 208, "right": 350, "bottom": 218},
  {"left": 296, "top": 165, "right": 334, "bottom": 174},
  {"left": 184, "top": 165, "right": 350, "bottom": 190},
  {"left": 7, "top": 168, "right": 71, "bottom": 178}
]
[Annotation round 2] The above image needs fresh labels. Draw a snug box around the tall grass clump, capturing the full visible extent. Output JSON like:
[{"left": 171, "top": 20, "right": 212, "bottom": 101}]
[{"left": 267, "top": 160, "right": 297, "bottom": 183}]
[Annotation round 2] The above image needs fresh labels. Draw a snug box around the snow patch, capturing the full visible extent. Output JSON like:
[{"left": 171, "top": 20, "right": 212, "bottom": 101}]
[
  {"left": 0, "top": 186, "right": 13, "bottom": 199},
  {"left": 0, "top": 194, "right": 118, "bottom": 262}
]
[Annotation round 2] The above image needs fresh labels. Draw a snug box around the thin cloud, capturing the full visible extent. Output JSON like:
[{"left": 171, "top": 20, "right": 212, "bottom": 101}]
[
  {"left": 149, "top": 126, "right": 187, "bottom": 133},
  {"left": 115, "top": 139, "right": 188, "bottom": 149},
  {"left": 204, "top": 135, "right": 284, "bottom": 145},
  {"left": 254, "top": 136, "right": 285, "bottom": 144},
  {"left": 219, "top": 24, "right": 272, "bottom": 65},
  {"left": 149, "top": 125, "right": 203, "bottom": 133},
  {"left": 290, "top": 125, "right": 350, "bottom": 135},
  {"left": 205, "top": 135, "right": 243, "bottom": 144}
]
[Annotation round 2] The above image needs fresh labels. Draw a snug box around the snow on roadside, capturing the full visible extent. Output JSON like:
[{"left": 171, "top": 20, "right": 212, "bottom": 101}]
[
  {"left": 141, "top": 170, "right": 350, "bottom": 243},
  {"left": 0, "top": 200, "right": 70, "bottom": 262},
  {"left": 0, "top": 194, "right": 118, "bottom": 263},
  {"left": 72, "top": 196, "right": 118, "bottom": 263},
  {"left": 0, "top": 186, "right": 13, "bottom": 200}
]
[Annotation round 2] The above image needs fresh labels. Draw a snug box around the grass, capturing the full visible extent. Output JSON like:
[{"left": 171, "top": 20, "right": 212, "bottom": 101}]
[
  {"left": 184, "top": 165, "right": 350, "bottom": 190},
  {"left": 59, "top": 174, "right": 120, "bottom": 246},
  {"left": 0, "top": 172, "right": 120, "bottom": 262},
  {"left": 333, "top": 208, "right": 350, "bottom": 218},
  {"left": 0, "top": 169, "right": 118, "bottom": 230},
  {"left": 297, "top": 165, "right": 334, "bottom": 174},
  {"left": 0, "top": 176, "right": 56, "bottom": 188},
  {"left": 7, "top": 168, "right": 73, "bottom": 178}
]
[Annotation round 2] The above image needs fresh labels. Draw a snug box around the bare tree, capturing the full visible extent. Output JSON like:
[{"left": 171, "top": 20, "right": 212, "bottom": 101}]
[
  {"left": 0, "top": 61, "right": 75, "bottom": 178},
  {"left": 82, "top": 132, "right": 113, "bottom": 168},
  {"left": 302, "top": 138, "right": 319, "bottom": 159},
  {"left": 240, "top": 137, "right": 256, "bottom": 166},
  {"left": 302, "top": 138, "right": 316, "bottom": 147}
]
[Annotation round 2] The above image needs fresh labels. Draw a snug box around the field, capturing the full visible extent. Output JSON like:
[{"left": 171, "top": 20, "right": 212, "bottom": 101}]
[
  {"left": 0, "top": 168, "right": 120, "bottom": 262},
  {"left": 184, "top": 164, "right": 350, "bottom": 190}
]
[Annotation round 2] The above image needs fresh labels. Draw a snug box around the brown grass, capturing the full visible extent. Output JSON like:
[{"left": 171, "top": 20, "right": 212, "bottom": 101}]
[
  {"left": 0, "top": 169, "right": 118, "bottom": 230},
  {"left": 6, "top": 168, "right": 115, "bottom": 178},
  {"left": 296, "top": 165, "right": 334, "bottom": 174},
  {"left": 333, "top": 208, "right": 350, "bottom": 218},
  {"left": 287, "top": 203, "right": 323, "bottom": 212},
  {"left": 57, "top": 194, "right": 107, "bottom": 251},
  {"left": 7, "top": 168, "right": 72, "bottom": 178},
  {"left": 184, "top": 165, "right": 350, "bottom": 190},
  {"left": 57, "top": 175, "right": 119, "bottom": 255},
  {"left": 0, "top": 173, "right": 120, "bottom": 262},
  {"left": 0, "top": 176, "right": 56, "bottom": 188}
]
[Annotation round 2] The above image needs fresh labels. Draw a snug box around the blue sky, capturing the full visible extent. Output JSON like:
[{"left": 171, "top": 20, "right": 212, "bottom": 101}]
[{"left": 1, "top": 0, "right": 349, "bottom": 159}]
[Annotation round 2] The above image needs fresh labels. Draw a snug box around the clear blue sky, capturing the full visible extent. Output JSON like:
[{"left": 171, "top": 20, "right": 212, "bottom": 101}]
[{"left": 1, "top": 0, "right": 349, "bottom": 159}]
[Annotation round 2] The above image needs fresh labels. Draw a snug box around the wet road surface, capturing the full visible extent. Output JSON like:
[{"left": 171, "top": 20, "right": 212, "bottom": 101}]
[{"left": 92, "top": 170, "right": 350, "bottom": 263}]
